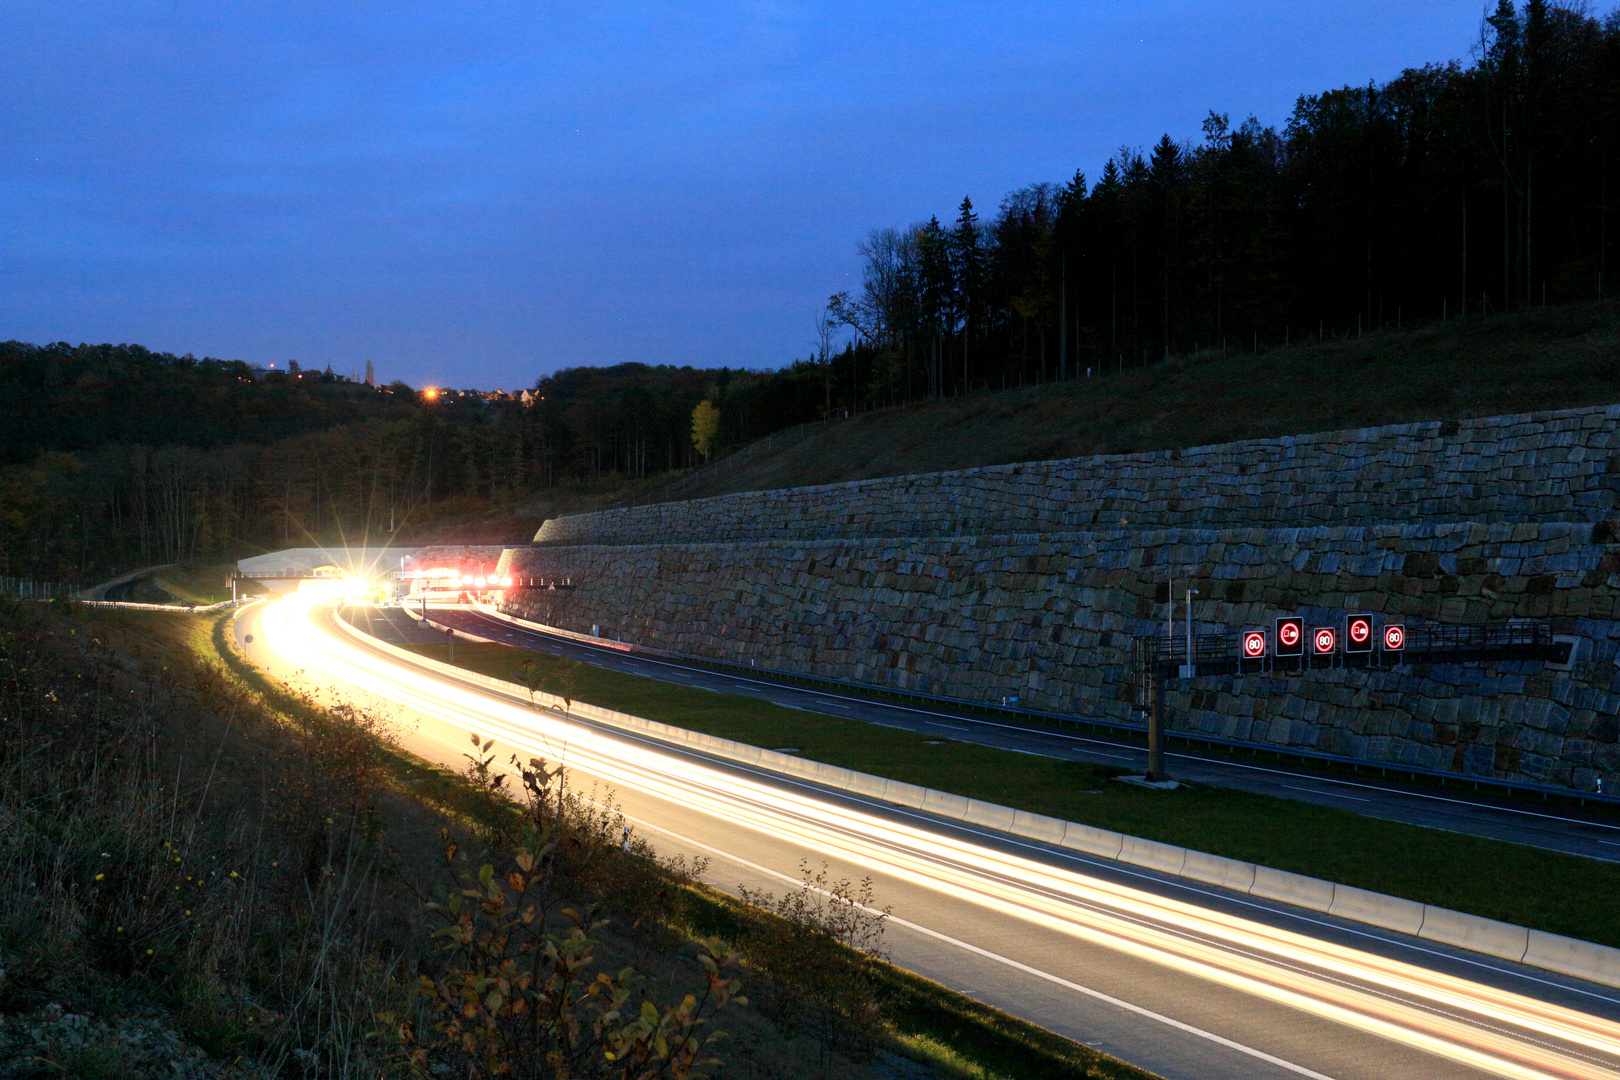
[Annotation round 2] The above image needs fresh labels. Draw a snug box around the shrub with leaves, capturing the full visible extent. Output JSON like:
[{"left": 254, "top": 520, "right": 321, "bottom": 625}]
[
  {"left": 737, "top": 862, "right": 890, "bottom": 1065},
  {"left": 395, "top": 754, "right": 743, "bottom": 1079}
]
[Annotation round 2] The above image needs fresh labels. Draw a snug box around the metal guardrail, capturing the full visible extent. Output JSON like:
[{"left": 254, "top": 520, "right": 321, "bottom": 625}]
[
  {"left": 78, "top": 597, "right": 244, "bottom": 613},
  {"left": 0, "top": 576, "right": 76, "bottom": 600},
  {"left": 512, "top": 577, "right": 576, "bottom": 590}
]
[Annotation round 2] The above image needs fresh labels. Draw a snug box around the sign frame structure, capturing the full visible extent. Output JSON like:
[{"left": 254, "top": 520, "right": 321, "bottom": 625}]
[
  {"left": 1274, "top": 617, "right": 1305, "bottom": 658},
  {"left": 1345, "top": 613, "right": 1375, "bottom": 655}
]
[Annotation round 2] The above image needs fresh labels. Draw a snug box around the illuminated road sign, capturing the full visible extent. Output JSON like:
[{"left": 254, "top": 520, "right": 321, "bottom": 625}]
[
  {"left": 1312, "top": 626, "right": 1337, "bottom": 655},
  {"left": 1345, "top": 613, "right": 1374, "bottom": 654},
  {"left": 1275, "top": 617, "right": 1304, "bottom": 657},
  {"left": 1241, "top": 630, "right": 1267, "bottom": 659},
  {"left": 1383, "top": 624, "right": 1406, "bottom": 652}
]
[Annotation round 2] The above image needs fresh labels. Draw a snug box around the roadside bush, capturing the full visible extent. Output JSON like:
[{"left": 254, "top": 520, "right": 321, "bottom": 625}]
[
  {"left": 737, "top": 862, "right": 891, "bottom": 1065},
  {"left": 397, "top": 752, "right": 742, "bottom": 1079}
]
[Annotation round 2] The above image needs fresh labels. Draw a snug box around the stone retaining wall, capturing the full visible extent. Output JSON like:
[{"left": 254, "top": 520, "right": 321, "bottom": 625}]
[
  {"left": 534, "top": 406, "right": 1620, "bottom": 547},
  {"left": 499, "top": 519, "right": 1620, "bottom": 791}
]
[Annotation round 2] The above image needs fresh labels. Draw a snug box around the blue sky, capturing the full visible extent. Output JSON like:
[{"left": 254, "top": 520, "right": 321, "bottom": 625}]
[{"left": 2, "top": 2, "right": 1488, "bottom": 389}]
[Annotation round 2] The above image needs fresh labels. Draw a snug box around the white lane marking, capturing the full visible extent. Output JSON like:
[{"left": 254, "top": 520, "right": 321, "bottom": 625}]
[
  {"left": 1281, "top": 785, "right": 1372, "bottom": 804},
  {"left": 626, "top": 811, "right": 1341, "bottom": 1080}
]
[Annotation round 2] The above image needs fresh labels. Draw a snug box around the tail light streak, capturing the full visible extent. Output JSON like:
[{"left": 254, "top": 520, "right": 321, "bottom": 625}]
[{"left": 259, "top": 594, "right": 1620, "bottom": 1080}]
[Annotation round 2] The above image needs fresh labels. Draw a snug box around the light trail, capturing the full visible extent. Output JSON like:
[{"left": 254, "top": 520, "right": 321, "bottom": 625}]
[{"left": 259, "top": 593, "right": 1620, "bottom": 1080}]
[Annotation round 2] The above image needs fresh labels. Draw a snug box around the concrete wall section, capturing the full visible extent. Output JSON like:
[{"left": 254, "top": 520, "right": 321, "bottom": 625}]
[
  {"left": 534, "top": 406, "right": 1620, "bottom": 547},
  {"left": 499, "top": 521, "right": 1620, "bottom": 791}
]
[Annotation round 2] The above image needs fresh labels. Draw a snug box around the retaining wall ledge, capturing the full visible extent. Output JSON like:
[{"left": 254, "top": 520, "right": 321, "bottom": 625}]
[{"left": 329, "top": 606, "right": 1620, "bottom": 991}]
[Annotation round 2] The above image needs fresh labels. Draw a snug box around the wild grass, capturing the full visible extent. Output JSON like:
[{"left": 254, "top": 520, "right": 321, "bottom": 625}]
[
  {"left": 151, "top": 564, "right": 238, "bottom": 605},
  {"left": 0, "top": 599, "right": 412, "bottom": 1077}
]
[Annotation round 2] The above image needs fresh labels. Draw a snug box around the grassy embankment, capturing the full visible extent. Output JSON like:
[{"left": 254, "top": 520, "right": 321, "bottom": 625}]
[
  {"left": 402, "top": 639, "right": 1620, "bottom": 949},
  {"left": 655, "top": 298, "right": 1620, "bottom": 501},
  {"left": 36, "top": 602, "right": 1148, "bottom": 1080}
]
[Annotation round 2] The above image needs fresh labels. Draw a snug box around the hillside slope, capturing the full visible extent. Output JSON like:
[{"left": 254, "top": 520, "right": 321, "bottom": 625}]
[{"left": 644, "top": 299, "right": 1620, "bottom": 503}]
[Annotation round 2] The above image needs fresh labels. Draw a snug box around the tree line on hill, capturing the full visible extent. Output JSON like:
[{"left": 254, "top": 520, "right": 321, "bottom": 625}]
[
  {"left": 826, "top": 0, "right": 1619, "bottom": 400},
  {"left": 0, "top": 342, "right": 828, "bottom": 583}
]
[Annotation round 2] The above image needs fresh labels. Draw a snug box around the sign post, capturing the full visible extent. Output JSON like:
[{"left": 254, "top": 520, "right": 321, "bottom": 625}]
[{"left": 1146, "top": 672, "right": 1166, "bottom": 782}]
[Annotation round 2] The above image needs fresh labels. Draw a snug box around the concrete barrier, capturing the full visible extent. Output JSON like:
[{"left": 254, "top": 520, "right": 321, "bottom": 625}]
[
  {"left": 1329, "top": 884, "right": 1426, "bottom": 937},
  {"left": 922, "top": 788, "right": 972, "bottom": 819},
  {"left": 1250, "top": 866, "right": 1336, "bottom": 913},
  {"left": 1120, "top": 836, "right": 1189, "bottom": 876},
  {"left": 1180, "top": 849, "right": 1258, "bottom": 893},
  {"left": 1418, "top": 907, "right": 1529, "bottom": 961},
  {"left": 844, "top": 772, "right": 892, "bottom": 801},
  {"left": 1058, "top": 822, "right": 1126, "bottom": 860},
  {"left": 327, "top": 607, "right": 1620, "bottom": 990},
  {"left": 1012, "top": 810, "right": 1068, "bottom": 846},
  {"left": 1523, "top": 930, "right": 1620, "bottom": 987},
  {"left": 890, "top": 780, "right": 933, "bottom": 806},
  {"left": 962, "top": 799, "right": 1018, "bottom": 833}
]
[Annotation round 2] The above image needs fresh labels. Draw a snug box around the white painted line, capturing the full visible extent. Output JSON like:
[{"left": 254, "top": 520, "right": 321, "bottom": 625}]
[
  {"left": 627, "top": 812, "right": 1341, "bottom": 1080},
  {"left": 1281, "top": 785, "right": 1372, "bottom": 803}
]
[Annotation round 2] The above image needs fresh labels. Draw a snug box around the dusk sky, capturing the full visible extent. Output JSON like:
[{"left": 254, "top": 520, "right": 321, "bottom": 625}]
[{"left": 3, "top": 2, "right": 1487, "bottom": 390}]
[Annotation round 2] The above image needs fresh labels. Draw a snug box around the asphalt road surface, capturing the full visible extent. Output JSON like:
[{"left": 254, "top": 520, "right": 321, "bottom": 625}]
[
  {"left": 365, "top": 600, "right": 1620, "bottom": 864},
  {"left": 240, "top": 590, "right": 1620, "bottom": 1080}
]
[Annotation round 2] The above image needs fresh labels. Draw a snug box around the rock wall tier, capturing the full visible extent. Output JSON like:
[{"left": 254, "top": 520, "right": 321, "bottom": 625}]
[{"left": 534, "top": 406, "right": 1620, "bottom": 547}]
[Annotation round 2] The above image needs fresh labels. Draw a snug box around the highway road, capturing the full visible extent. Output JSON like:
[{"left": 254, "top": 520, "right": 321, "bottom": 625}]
[
  {"left": 375, "top": 601, "right": 1620, "bottom": 864},
  {"left": 240, "top": 590, "right": 1620, "bottom": 1080}
]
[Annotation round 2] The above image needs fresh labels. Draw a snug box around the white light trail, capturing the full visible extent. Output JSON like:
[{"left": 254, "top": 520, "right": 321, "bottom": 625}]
[{"left": 258, "top": 594, "right": 1620, "bottom": 1080}]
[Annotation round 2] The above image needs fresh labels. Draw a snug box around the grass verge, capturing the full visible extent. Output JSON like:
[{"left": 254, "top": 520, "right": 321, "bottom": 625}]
[{"left": 403, "top": 637, "right": 1620, "bottom": 949}]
